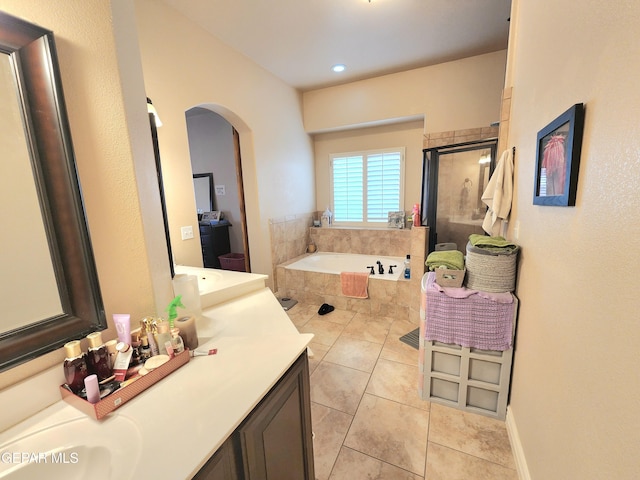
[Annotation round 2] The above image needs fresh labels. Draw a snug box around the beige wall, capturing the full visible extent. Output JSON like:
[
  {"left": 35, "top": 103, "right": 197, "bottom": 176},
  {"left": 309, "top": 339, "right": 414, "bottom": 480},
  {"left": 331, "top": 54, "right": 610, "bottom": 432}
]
[
  {"left": 0, "top": 0, "right": 169, "bottom": 427},
  {"left": 505, "top": 1, "right": 640, "bottom": 478},
  {"left": 313, "top": 120, "right": 425, "bottom": 213},
  {"left": 133, "top": 0, "right": 316, "bottom": 279},
  {"left": 303, "top": 50, "right": 507, "bottom": 134}
]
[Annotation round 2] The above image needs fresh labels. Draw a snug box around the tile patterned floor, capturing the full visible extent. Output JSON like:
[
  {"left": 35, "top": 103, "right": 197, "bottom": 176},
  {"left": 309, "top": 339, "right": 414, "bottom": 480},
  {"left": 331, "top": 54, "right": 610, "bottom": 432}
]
[{"left": 287, "top": 302, "right": 518, "bottom": 480}]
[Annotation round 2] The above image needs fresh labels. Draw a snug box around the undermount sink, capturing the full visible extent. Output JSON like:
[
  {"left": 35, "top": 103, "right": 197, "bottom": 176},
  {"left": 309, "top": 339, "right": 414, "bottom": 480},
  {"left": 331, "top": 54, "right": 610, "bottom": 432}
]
[{"left": 0, "top": 414, "right": 141, "bottom": 480}]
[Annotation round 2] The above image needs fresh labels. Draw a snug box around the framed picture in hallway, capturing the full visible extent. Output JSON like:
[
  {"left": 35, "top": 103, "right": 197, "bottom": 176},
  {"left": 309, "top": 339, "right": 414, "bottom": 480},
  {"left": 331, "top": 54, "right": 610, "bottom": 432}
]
[{"left": 533, "top": 103, "right": 585, "bottom": 206}]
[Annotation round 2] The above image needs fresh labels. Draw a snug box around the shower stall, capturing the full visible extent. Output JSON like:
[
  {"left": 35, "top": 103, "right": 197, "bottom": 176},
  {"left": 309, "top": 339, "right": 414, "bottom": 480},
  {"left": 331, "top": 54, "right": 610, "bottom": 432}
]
[{"left": 421, "top": 138, "right": 498, "bottom": 253}]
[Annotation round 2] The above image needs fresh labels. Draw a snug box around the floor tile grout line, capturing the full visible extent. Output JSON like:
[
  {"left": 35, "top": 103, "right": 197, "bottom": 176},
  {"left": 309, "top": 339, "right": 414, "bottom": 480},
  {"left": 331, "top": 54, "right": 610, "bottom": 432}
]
[
  {"left": 425, "top": 441, "right": 519, "bottom": 471},
  {"left": 336, "top": 445, "right": 426, "bottom": 479},
  {"left": 326, "top": 323, "right": 430, "bottom": 478}
]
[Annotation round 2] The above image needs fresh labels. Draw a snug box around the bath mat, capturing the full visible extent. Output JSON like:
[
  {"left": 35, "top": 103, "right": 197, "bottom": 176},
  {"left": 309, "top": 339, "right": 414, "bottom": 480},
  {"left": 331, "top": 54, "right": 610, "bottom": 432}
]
[
  {"left": 399, "top": 328, "right": 420, "bottom": 350},
  {"left": 278, "top": 297, "right": 298, "bottom": 311}
]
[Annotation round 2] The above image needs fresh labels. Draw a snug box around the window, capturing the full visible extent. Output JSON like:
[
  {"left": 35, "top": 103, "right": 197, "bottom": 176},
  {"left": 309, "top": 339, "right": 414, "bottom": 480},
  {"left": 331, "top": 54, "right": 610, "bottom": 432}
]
[{"left": 330, "top": 148, "right": 404, "bottom": 226}]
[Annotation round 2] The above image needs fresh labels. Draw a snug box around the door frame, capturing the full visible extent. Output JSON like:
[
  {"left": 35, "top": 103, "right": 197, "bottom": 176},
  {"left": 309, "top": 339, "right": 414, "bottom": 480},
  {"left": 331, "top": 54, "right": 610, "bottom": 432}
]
[{"left": 232, "top": 127, "right": 251, "bottom": 272}]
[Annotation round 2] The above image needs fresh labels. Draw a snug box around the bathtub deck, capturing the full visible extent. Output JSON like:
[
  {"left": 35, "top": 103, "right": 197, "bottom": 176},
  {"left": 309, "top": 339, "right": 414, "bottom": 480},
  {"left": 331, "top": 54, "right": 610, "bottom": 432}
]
[{"left": 276, "top": 254, "right": 420, "bottom": 322}]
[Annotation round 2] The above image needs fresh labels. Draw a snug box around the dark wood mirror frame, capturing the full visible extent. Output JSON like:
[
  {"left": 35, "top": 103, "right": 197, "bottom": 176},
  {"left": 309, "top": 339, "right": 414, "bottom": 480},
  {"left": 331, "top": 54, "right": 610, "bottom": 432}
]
[{"left": 0, "top": 11, "right": 105, "bottom": 372}]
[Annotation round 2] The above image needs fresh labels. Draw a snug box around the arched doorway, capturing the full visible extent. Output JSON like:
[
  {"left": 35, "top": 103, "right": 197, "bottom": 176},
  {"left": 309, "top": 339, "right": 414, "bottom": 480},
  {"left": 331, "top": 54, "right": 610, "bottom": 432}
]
[{"left": 184, "top": 107, "right": 250, "bottom": 272}]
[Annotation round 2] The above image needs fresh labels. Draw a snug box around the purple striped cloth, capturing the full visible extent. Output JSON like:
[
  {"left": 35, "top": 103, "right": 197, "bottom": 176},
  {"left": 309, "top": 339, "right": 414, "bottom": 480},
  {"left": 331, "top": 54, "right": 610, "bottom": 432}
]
[{"left": 424, "top": 273, "right": 514, "bottom": 351}]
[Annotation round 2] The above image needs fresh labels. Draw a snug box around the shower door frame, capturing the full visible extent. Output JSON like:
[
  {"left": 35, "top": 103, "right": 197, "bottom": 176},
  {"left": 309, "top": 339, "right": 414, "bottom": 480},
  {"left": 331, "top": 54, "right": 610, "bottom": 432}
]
[{"left": 421, "top": 138, "right": 498, "bottom": 253}]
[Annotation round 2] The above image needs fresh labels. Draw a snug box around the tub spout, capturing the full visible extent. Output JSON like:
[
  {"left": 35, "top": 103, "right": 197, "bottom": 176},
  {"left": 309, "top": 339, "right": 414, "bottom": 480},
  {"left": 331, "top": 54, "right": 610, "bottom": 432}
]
[{"left": 376, "top": 261, "right": 384, "bottom": 274}]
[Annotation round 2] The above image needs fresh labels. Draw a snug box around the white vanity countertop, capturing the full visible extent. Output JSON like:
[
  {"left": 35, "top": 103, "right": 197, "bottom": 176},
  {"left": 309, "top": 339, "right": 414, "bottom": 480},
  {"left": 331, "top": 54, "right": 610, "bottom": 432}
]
[
  {"left": 173, "top": 265, "right": 268, "bottom": 307},
  {"left": 0, "top": 286, "right": 312, "bottom": 480}
]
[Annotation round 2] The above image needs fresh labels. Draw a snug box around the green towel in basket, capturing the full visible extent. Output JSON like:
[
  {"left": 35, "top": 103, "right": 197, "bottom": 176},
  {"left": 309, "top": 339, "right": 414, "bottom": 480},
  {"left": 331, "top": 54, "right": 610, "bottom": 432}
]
[
  {"left": 426, "top": 250, "right": 465, "bottom": 271},
  {"left": 468, "top": 234, "right": 519, "bottom": 253}
]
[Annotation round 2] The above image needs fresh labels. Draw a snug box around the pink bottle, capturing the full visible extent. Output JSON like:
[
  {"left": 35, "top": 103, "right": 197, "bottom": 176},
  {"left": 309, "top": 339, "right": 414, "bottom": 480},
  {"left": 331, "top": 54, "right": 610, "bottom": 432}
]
[{"left": 412, "top": 204, "right": 420, "bottom": 227}]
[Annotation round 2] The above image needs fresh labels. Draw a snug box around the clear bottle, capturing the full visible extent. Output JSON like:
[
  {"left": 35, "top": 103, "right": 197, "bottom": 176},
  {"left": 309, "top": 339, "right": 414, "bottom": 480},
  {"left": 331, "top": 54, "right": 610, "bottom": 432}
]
[
  {"left": 171, "top": 328, "right": 185, "bottom": 354},
  {"left": 155, "top": 321, "right": 172, "bottom": 356},
  {"left": 404, "top": 254, "right": 411, "bottom": 279},
  {"left": 321, "top": 207, "right": 333, "bottom": 227},
  {"left": 63, "top": 340, "right": 89, "bottom": 394},
  {"left": 86, "top": 331, "right": 111, "bottom": 381}
]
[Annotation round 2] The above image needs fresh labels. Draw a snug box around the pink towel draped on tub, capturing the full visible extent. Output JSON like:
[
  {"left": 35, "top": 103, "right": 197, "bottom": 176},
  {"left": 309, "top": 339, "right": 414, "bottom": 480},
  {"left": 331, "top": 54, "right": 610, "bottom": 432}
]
[{"left": 340, "top": 272, "right": 369, "bottom": 299}]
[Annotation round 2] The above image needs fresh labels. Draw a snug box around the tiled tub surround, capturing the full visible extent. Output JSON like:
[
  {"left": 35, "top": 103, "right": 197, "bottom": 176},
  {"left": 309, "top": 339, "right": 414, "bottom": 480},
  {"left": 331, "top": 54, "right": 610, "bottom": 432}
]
[
  {"left": 423, "top": 126, "right": 499, "bottom": 149},
  {"left": 277, "top": 226, "right": 428, "bottom": 322},
  {"left": 309, "top": 225, "right": 412, "bottom": 256},
  {"left": 269, "top": 213, "right": 315, "bottom": 288}
]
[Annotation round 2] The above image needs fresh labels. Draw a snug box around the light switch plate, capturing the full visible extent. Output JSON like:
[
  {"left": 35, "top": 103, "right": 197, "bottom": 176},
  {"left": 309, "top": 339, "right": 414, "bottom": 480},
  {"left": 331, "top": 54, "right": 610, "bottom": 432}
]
[{"left": 181, "top": 225, "right": 194, "bottom": 240}]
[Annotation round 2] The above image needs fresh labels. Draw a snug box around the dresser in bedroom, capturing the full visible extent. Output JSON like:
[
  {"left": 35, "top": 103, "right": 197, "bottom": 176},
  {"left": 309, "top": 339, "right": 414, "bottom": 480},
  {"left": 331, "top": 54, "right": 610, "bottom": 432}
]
[{"left": 199, "top": 221, "right": 231, "bottom": 268}]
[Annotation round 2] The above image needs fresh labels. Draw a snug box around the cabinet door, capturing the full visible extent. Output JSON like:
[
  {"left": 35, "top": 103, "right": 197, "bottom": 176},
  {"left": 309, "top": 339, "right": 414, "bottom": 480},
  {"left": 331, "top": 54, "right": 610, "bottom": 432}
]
[
  {"left": 237, "top": 353, "right": 315, "bottom": 480},
  {"left": 192, "top": 438, "right": 239, "bottom": 480}
]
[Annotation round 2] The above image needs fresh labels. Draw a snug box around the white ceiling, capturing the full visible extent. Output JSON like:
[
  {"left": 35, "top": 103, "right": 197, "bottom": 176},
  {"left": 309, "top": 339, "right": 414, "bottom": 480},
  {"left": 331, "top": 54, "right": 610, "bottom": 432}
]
[{"left": 162, "top": 0, "right": 512, "bottom": 91}]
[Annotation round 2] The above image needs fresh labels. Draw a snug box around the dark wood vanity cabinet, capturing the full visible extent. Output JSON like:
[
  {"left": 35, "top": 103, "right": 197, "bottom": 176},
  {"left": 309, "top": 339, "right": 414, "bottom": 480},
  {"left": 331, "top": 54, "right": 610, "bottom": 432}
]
[
  {"left": 193, "top": 439, "right": 239, "bottom": 480},
  {"left": 193, "top": 352, "right": 315, "bottom": 480},
  {"left": 199, "top": 222, "right": 231, "bottom": 269}
]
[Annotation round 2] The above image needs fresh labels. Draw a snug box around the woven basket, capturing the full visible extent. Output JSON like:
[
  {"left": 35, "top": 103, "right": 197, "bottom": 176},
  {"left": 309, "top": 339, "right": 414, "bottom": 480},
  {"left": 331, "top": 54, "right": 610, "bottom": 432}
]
[{"left": 465, "top": 242, "right": 518, "bottom": 292}]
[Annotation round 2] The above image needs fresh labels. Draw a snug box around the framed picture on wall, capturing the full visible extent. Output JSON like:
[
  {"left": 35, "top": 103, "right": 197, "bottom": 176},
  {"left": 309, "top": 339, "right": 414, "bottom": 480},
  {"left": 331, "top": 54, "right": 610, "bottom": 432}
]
[{"left": 533, "top": 103, "right": 585, "bottom": 206}]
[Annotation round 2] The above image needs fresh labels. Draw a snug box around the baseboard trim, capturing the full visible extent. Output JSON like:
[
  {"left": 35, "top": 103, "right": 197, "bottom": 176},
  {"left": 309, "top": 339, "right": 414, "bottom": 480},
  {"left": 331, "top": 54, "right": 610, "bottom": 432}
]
[{"left": 506, "top": 406, "right": 531, "bottom": 480}]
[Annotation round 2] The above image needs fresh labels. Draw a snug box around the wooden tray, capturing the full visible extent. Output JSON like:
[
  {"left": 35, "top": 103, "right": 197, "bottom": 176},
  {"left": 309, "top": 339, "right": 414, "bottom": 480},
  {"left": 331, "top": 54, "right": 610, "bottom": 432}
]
[{"left": 60, "top": 349, "right": 190, "bottom": 420}]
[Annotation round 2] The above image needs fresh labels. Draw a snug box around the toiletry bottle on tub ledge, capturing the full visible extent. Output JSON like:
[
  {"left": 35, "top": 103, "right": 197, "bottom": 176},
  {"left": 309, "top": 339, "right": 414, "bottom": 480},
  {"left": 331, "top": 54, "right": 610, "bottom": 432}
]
[
  {"left": 321, "top": 207, "right": 332, "bottom": 227},
  {"left": 404, "top": 254, "right": 411, "bottom": 279}
]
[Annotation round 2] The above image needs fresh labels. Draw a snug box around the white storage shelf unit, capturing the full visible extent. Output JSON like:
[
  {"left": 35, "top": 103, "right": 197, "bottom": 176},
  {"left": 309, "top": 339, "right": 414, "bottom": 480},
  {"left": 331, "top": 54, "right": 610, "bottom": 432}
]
[
  {"left": 419, "top": 338, "right": 514, "bottom": 420},
  {"left": 418, "top": 274, "right": 517, "bottom": 420}
]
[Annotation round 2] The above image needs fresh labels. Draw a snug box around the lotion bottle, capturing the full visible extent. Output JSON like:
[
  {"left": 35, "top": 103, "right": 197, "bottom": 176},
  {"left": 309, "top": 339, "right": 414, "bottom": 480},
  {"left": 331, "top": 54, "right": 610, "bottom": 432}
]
[
  {"left": 63, "top": 340, "right": 89, "bottom": 394},
  {"left": 113, "top": 342, "right": 134, "bottom": 381},
  {"left": 86, "top": 331, "right": 111, "bottom": 381}
]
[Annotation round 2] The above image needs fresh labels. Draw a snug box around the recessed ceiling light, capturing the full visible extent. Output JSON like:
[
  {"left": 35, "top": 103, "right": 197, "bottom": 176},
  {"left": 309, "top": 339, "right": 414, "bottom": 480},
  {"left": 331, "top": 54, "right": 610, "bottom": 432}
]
[{"left": 331, "top": 64, "right": 346, "bottom": 73}]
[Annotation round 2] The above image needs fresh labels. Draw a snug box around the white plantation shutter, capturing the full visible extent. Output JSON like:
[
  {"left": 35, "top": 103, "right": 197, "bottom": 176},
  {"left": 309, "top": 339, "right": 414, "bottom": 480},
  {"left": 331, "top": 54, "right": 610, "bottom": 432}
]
[
  {"left": 331, "top": 148, "right": 404, "bottom": 226},
  {"left": 332, "top": 155, "right": 364, "bottom": 222},
  {"left": 366, "top": 151, "right": 401, "bottom": 222}
]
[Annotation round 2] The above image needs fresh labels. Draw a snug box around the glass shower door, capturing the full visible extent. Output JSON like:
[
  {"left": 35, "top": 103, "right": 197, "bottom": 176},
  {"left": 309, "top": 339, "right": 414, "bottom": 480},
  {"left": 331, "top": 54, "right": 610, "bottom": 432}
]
[
  {"left": 435, "top": 148, "right": 491, "bottom": 252},
  {"left": 422, "top": 139, "right": 497, "bottom": 253}
]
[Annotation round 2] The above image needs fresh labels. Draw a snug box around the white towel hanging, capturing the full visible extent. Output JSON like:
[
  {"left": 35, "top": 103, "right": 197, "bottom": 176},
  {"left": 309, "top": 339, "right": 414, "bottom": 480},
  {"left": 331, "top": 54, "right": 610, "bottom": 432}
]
[{"left": 481, "top": 149, "right": 514, "bottom": 236}]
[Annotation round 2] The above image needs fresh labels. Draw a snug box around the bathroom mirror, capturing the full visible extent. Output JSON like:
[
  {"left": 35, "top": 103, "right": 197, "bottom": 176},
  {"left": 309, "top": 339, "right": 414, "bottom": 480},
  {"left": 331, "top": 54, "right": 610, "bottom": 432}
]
[
  {"left": 0, "top": 11, "right": 105, "bottom": 372},
  {"left": 193, "top": 172, "right": 214, "bottom": 214}
]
